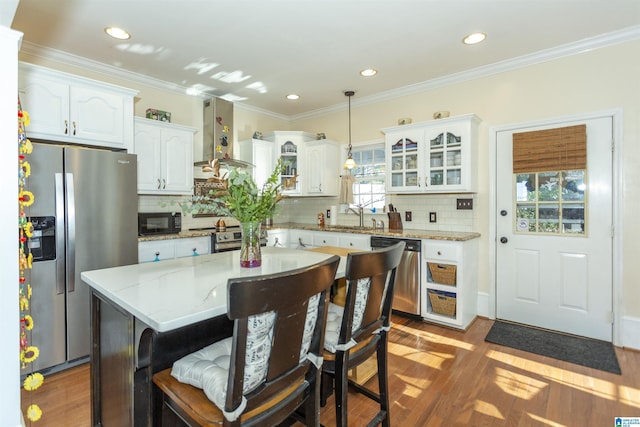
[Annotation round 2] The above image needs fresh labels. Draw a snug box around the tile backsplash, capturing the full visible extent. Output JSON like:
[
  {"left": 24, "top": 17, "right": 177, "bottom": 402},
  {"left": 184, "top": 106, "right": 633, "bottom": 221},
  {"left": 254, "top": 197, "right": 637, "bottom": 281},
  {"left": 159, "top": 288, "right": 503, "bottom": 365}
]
[
  {"left": 272, "top": 194, "right": 478, "bottom": 232},
  {"left": 138, "top": 193, "right": 477, "bottom": 232}
]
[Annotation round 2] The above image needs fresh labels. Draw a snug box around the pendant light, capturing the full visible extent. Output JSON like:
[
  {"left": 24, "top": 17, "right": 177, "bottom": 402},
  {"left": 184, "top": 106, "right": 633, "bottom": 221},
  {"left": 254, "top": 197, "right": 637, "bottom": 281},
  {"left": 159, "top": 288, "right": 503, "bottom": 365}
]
[{"left": 343, "top": 90, "right": 357, "bottom": 170}]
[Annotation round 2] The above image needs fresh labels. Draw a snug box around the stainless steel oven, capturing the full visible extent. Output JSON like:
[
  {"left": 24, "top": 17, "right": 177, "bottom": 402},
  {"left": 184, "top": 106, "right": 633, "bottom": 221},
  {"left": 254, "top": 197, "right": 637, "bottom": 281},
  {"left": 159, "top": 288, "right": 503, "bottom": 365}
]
[
  {"left": 189, "top": 226, "right": 268, "bottom": 253},
  {"left": 370, "top": 236, "right": 421, "bottom": 316}
]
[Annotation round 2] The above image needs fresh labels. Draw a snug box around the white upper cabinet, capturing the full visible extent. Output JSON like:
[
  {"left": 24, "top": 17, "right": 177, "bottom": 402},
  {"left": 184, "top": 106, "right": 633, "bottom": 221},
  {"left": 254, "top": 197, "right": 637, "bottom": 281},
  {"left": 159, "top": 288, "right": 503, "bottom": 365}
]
[
  {"left": 237, "top": 138, "right": 277, "bottom": 188},
  {"left": 134, "top": 118, "right": 196, "bottom": 195},
  {"left": 305, "top": 139, "right": 339, "bottom": 195},
  {"left": 18, "top": 63, "right": 137, "bottom": 151},
  {"left": 382, "top": 114, "right": 480, "bottom": 193},
  {"left": 245, "top": 131, "right": 339, "bottom": 197}
]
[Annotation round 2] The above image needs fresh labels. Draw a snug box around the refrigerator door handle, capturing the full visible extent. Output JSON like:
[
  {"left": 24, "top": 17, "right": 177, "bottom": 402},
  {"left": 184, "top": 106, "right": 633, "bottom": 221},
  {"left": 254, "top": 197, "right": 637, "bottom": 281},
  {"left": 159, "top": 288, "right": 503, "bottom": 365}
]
[
  {"left": 55, "top": 173, "right": 65, "bottom": 295},
  {"left": 66, "top": 172, "right": 77, "bottom": 293}
]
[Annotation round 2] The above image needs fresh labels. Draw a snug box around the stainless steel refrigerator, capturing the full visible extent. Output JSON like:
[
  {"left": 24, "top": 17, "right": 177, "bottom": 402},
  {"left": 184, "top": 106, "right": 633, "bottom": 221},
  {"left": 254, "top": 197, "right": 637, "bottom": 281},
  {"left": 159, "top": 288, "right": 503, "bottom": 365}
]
[{"left": 23, "top": 142, "right": 138, "bottom": 373}]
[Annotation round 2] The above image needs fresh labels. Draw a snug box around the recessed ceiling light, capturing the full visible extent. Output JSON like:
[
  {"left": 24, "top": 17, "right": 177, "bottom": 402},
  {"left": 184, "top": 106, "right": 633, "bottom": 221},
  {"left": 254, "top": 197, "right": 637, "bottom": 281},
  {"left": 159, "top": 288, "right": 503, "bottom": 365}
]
[
  {"left": 104, "top": 27, "right": 131, "bottom": 40},
  {"left": 463, "top": 32, "right": 486, "bottom": 45},
  {"left": 360, "top": 68, "right": 377, "bottom": 77},
  {"left": 286, "top": 94, "right": 300, "bottom": 100}
]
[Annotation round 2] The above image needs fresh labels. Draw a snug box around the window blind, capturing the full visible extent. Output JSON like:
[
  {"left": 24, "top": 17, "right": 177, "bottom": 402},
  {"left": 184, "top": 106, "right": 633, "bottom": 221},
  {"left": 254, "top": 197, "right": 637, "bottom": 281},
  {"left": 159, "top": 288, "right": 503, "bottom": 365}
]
[{"left": 513, "top": 124, "right": 587, "bottom": 173}]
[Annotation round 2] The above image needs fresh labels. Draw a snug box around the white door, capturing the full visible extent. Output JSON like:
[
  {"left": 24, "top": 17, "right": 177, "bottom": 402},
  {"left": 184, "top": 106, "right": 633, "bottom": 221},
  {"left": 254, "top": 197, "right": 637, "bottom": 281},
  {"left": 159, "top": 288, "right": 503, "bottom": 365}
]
[{"left": 496, "top": 116, "right": 613, "bottom": 341}]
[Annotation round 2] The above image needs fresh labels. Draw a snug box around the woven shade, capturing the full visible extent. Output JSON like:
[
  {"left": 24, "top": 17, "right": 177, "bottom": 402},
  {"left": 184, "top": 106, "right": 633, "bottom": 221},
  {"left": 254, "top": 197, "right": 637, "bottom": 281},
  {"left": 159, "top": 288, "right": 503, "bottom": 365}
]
[{"left": 513, "top": 124, "right": 586, "bottom": 173}]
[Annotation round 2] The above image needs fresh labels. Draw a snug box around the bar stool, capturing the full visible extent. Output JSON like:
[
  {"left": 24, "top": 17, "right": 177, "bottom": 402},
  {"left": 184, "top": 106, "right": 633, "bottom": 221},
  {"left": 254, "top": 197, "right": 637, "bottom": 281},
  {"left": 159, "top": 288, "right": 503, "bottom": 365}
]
[
  {"left": 321, "top": 242, "right": 405, "bottom": 427},
  {"left": 153, "top": 255, "right": 340, "bottom": 426}
]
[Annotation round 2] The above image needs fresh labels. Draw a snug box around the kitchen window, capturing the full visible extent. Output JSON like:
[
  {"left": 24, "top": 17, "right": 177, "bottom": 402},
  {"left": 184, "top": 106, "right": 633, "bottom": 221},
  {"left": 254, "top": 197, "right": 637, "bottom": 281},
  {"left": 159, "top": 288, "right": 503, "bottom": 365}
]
[{"left": 350, "top": 143, "right": 386, "bottom": 210}]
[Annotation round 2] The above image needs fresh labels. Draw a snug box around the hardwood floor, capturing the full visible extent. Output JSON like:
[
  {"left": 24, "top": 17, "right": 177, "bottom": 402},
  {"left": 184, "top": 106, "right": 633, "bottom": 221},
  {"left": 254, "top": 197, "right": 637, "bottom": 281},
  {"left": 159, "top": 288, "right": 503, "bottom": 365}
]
[{"left": 20, "top": 316, "right": 640, "bottom": 426}]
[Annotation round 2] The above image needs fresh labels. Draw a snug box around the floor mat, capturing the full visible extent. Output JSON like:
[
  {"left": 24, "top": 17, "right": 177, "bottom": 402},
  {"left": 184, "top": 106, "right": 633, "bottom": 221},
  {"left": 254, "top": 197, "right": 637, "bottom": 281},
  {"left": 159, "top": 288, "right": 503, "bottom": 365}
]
[{"left": 485, "top": 320, "right": 621, "bottom": 374}]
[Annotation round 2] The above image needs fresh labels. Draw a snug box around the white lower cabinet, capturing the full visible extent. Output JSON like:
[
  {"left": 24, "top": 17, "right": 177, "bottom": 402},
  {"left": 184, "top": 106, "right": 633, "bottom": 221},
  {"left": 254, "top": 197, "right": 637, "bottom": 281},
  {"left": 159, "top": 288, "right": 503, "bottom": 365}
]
[
  {"left": 174, "top": 237, "right": 210, "bottom": 258},
  {"left": 313, "top": 231, "right": 339, "bottom": 247},
  {"left": 338, "top": 233, "right": 371, "bottom": 250},
  {"left": 288, "top": 230, "right": 315, "bottom": 249},
  {"left": 266, "top": 229, "right": 288, "bottom": 248},
  {"left": 138, "top": 237, "right": 210, "bottom": 263},
  {"left": 421, "top": 238, "right": 478, "bottom": 329},
  {"left": 268, "top": 229, "right": 372, "bottom": 251}
]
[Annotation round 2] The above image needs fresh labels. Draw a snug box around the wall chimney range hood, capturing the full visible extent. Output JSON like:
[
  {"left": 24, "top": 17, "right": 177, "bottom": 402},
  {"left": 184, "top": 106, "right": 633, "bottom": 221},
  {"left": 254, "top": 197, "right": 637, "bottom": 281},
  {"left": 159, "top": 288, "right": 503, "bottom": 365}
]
[{"left": 195, "top": 97, "right": 253, "bottom": 169}]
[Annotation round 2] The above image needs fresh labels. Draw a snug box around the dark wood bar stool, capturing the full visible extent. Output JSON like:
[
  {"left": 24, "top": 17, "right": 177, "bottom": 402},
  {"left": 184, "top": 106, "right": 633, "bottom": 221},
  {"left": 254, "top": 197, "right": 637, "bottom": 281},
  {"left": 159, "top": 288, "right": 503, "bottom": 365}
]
[
  {"left": 153, "top": 255, "right": 340, "bottom": 426},
  {"left": 321, "top": 242, "right": 405, "bottom": 427}
]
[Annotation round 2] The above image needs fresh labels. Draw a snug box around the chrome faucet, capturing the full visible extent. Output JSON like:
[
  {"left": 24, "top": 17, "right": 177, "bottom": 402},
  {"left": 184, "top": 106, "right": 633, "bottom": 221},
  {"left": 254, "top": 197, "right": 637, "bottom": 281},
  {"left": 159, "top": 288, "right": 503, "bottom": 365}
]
[{"left": 346, "top": 206, "right": 364, "bottom": 228}]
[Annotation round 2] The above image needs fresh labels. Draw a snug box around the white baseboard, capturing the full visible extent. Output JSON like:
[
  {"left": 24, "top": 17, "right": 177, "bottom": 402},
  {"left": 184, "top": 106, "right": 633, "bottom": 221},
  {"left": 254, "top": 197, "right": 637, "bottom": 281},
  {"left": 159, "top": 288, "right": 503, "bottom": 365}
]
[
  {"left": 477, "top": 292, "right": 491, "bottom": 319},
  {"left": 621, "top": 316, "right": 640, "bottom": 350},
  {"left": 477, "top": 292, "right": 640, "bottom": 350}
]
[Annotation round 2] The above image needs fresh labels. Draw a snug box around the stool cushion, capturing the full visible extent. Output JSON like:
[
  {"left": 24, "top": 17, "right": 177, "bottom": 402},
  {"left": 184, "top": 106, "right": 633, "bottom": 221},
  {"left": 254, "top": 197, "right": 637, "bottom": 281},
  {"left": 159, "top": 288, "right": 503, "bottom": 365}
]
[
  {"left": 171, "top": 311, "right": 276, "bottom": 412},
  {"left": 324, "top": 278, "right": 371, "bottom": 353},
  {"left": 170, "top": 294, "right": 322, "bottom": 415}
]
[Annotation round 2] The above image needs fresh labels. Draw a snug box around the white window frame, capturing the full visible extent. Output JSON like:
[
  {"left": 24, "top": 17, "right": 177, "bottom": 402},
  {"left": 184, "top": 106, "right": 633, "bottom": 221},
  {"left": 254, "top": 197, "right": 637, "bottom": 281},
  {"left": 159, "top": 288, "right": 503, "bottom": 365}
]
[{"left": 344, "top": 140, "right": 386, "bottom": 211}]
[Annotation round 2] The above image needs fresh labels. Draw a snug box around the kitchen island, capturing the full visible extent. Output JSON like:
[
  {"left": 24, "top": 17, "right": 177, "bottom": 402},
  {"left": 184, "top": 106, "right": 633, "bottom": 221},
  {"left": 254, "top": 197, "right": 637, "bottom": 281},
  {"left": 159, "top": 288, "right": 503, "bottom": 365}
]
[{"left": 81, "top": 247, "right": 344, "bottom": 427}]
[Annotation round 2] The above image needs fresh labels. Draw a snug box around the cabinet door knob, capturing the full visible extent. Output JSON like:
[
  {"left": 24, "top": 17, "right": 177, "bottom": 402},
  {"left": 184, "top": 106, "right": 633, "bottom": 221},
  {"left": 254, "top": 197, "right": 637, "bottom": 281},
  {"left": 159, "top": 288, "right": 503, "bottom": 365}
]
[
  {"left": 72, "top": 121, "right": 77, "bottom": 135},
  {"left": 157, "top": 179, "right": 161, "bottom": 189},
  {"left": 437, "top": 251, "right": 442, "bottom": 255},
  {"left": 64, "top": 120, "right": 68, "bottom": 135},
  {"left": 162, "top": 179, "right": 166, "bottom": 189},
  {"left": 500, "top": 237, "right": 508, "bottom": 244}
]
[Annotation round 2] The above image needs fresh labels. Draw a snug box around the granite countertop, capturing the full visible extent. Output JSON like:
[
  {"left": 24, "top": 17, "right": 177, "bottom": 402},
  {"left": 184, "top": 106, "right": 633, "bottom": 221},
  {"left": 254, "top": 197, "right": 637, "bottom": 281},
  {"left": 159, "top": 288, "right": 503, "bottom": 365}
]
[
  {"left": 138, "top": 230, "right": 213, "bottom": 242},
  {"left": 266, "top": 223, "right": 481, "bottom": 241},
  {"left": 138, "top": 223, "right": 481, "bottom": 242},
  {"left": 81, "top": 247, "right": 345, "bottom": 332}
]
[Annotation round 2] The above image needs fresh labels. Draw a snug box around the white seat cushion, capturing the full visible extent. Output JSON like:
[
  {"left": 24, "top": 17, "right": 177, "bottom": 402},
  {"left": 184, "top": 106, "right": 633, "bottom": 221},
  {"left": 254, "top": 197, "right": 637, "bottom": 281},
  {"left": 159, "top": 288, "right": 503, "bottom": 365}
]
[
  {"left": 170, "top": 293, "right": 323, "bottom": 417},
  {"left": 324, "top": 278, "right": 371, "bottom": 353},
  {"left": 171, "top": 311, "right": 275, "bottom": 413}
]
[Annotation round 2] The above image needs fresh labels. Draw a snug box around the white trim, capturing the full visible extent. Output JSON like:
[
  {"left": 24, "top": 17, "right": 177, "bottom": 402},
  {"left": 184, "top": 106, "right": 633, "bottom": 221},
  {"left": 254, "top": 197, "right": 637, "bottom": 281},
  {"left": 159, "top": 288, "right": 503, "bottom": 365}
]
[
  {"left": 20, "top": 26, "right": 640, "bottom": 122},
  {"left": 489, "top": 109, "right": 623, "bottom": 346},
  {"left": 476, "top": 292, "right": 490, "bottom": 319},
  {"left": 620, "top": 316, "right": 640, "bottom": 351}
]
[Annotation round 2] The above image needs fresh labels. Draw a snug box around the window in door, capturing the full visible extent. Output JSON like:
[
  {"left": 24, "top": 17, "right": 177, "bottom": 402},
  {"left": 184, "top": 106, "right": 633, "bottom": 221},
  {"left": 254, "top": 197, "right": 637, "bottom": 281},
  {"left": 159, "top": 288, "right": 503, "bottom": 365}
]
[
  {"left": 515, "top": 170, "right": 586, "bottom": 234},
  {"left": 350, "top": 144, "right": 386, "bottom": 210},
  {"left": 512, "top": 124, "right": 587, "bottom": 236}
]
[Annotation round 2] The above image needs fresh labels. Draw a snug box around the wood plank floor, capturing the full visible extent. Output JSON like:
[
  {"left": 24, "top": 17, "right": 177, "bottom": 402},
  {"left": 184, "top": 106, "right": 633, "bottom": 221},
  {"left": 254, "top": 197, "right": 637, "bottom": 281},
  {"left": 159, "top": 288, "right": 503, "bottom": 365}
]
[{"left": 20, "top": 316, "right": 640, "bottom": 426}]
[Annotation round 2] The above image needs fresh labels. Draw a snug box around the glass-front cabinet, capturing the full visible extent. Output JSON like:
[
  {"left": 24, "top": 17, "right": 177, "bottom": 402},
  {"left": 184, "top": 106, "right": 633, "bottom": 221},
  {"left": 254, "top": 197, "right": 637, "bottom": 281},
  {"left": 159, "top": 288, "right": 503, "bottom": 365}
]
[
  {"left": 279, "top": 140, "right": 300, "bottom": 194},
  {"left": 261, "top": 131, "right": 316, "bottom": 196},
  {"left": 383, "top": 114, "right": 480, "bottom": 193},
  {"left": 388, "top": 130, "right": 423, "bottom": 191}
]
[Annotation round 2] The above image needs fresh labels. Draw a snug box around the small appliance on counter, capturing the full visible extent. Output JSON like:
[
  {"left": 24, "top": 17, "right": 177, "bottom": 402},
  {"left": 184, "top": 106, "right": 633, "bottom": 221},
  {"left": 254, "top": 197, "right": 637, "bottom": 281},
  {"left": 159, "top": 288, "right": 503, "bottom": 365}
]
[{"left": 138, "top": 212, "right": 181, "bottom": 236}]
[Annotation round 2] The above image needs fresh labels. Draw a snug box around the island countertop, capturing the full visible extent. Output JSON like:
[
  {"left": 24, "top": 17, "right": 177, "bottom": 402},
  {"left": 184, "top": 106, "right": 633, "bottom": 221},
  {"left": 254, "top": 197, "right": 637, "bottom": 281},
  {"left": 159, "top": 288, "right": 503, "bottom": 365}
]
[{"left": 81, "top": 247, "right": 343, "bottom": 333}]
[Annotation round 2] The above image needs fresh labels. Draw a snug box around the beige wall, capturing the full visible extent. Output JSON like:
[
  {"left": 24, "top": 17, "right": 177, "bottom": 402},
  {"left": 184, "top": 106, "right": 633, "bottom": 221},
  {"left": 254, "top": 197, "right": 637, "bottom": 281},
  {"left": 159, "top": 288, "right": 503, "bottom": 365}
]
[
  {"left": 19, "top": 40, "right": 640, "bottom": 321},
  {"left": 292, "top": 41, "right": 640, "bottom": 320}
]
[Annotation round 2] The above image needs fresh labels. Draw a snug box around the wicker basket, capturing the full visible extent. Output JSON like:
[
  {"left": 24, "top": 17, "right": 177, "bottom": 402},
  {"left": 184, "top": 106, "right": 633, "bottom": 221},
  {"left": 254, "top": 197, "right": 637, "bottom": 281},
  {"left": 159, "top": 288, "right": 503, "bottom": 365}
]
[
  {"left": 428, "top": 263, "right": 457, "bottom": 286},
  {"left": 428, "top": 290, "right": 457, "bottom": 317}
]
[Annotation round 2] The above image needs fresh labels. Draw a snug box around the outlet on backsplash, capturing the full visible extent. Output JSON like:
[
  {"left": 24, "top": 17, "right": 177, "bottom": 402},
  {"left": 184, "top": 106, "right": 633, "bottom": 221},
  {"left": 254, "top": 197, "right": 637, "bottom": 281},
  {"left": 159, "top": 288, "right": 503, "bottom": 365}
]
[
  {"left": 429, "top": 212, "right": 437, "bottom": 223},
  {"left": 405, "top": 211, "right": 412, "bottom": 222},
  {"left": 457, "top": 198, "right": 473, "bottom": 210}
]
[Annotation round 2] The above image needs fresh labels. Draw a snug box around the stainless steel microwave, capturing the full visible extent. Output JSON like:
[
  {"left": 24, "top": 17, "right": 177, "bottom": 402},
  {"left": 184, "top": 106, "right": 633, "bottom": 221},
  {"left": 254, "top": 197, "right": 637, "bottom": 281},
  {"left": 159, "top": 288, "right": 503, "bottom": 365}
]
[{"left": 138, "top": 212, "right": 181, "bottom": 236}]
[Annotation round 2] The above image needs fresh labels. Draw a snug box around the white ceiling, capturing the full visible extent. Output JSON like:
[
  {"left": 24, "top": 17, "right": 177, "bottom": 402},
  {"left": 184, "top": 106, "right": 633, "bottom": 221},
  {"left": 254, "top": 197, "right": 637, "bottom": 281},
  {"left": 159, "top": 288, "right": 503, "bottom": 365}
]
[{"left": 11, "top": 0, "right": 640, "bottom": 118}]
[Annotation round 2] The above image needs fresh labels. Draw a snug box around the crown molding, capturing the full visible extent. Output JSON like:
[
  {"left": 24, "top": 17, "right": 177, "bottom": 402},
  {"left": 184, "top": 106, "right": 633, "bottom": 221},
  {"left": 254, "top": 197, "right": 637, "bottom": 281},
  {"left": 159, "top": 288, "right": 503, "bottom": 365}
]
[{"left": 20, "top": 25, "right": 640, "bottom": 122}]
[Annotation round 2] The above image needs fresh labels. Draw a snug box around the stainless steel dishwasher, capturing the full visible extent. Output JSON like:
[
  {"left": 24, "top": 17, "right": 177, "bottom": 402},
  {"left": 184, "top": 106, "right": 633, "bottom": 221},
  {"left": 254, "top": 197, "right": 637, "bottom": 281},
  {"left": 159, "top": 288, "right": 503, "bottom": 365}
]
[{"left": 370, "top": 236, "right": 421, "bottom": 316}]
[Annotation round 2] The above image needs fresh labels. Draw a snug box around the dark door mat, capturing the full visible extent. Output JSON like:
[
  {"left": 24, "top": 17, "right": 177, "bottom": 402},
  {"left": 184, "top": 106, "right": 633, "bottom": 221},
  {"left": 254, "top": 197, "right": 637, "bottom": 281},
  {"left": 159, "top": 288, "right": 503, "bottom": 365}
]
[{"left": 485, "top": 320, "right": 621, "bottom": 375}]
